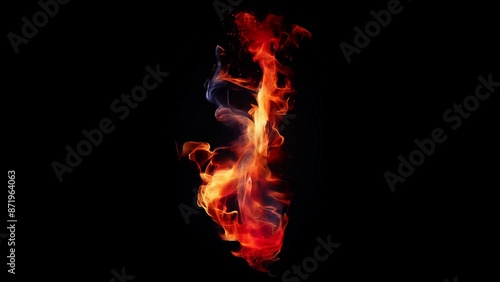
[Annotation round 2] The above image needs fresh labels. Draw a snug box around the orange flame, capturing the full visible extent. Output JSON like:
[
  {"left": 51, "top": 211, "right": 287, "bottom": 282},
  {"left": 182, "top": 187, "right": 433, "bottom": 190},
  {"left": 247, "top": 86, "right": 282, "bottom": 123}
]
[{"left": 181, "top": 12, "right": 311, "bottom": 272}]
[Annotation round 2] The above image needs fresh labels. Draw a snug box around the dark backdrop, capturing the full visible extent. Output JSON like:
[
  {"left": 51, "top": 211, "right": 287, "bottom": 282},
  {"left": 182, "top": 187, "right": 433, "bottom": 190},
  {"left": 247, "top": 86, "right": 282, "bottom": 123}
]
[{"left": 4, "top": 0, "right": 498, "bottom": 281}]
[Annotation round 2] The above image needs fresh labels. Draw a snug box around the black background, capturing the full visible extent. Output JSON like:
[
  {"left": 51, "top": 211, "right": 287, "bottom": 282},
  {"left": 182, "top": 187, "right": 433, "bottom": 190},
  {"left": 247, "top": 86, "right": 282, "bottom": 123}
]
[{"left": 3, "top": 0, "right": 498, "bottom": 281}]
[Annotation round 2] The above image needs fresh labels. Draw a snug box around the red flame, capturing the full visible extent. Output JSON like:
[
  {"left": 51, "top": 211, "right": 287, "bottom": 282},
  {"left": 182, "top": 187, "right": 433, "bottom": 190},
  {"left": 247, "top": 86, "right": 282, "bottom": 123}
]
[{"left": 181, "top": 12, "right": 311, "bottom": 272}]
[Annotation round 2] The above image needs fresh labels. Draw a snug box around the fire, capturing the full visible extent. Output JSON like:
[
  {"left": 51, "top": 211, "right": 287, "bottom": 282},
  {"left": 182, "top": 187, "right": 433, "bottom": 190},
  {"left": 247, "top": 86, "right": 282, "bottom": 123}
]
[{"left": 181, "top": 12, "right": 311, "bottom": 272}]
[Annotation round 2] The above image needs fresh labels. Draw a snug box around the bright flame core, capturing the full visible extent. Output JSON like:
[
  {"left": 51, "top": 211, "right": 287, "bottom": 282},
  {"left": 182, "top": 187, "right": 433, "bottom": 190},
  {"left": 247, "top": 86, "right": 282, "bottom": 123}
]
[{"left": 181, "top": 12, "right": 311, "bottom": 272}]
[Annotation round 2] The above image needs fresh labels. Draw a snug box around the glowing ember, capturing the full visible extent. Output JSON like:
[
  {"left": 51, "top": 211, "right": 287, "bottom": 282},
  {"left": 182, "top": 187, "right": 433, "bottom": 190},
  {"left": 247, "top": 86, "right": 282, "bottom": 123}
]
[{"left": 181, "top": 12, "right": 311, "bottom": 272}]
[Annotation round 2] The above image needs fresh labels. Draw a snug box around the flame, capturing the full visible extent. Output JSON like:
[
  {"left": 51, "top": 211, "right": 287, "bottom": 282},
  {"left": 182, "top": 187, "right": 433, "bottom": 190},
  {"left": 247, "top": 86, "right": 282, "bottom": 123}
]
[{"left": 181, "top": 12, "right": 311, "bottom": 272}]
